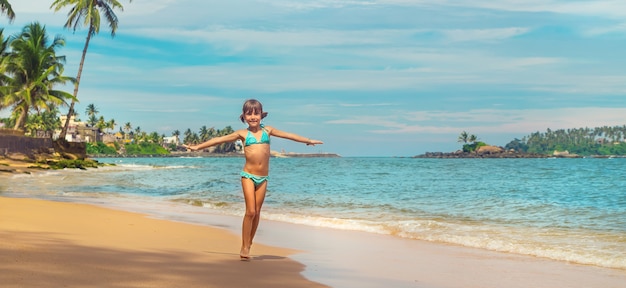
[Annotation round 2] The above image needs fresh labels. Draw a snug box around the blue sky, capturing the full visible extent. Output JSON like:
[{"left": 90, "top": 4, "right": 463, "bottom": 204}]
[{"left": 3, "top": 0, "right": 626, "bottom": 156}]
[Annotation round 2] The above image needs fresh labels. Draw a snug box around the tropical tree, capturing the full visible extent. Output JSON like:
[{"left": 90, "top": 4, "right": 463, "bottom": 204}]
[
  {"left": 0, "top": 28, "right": 10, "bottom": 105},
  {"left": 85, "top": 103, "right": 99, "bottom": 126},
  {"left": 123, "top": 121, "right": 131, "bottom": 140},
  {"left": 106, "top": 118, "right": 115, "bottom": 133},
  {"left": 0, "top": 22, "right": 75, "bottom": 131},
  {"left": 52, "top": 0, "right": 133, "bottom": 140},
  {"left": 214, "top": 125, "right": 235, "bottom": 153},
  {"left": 457, "top": 131, "right": 469, "bottom": 144},
  {"left": 87, "top": 114, "right": 97, "bottom": 126},
  {"left": 0, "top": 0, "right": 15, "bottom": 23},
  {"left": 23, "top": 104, "right": 62, "bottom": 135},
  {"left": 199, "top": 125, "right": 209, "bottom": 141},
  {"left": 123, "top": 121, "right": 131, "bottom": 133},
  {"left": 95, "top": 115, "right": 106, "bottom": 130},
  {"left": 85, "top": 103, "right": 98, "bottom": 118}
]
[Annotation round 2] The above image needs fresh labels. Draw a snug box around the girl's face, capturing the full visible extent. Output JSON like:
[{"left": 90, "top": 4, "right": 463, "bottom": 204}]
[{"left": 243, "top": 109, "right": 263, "bottom": 128}]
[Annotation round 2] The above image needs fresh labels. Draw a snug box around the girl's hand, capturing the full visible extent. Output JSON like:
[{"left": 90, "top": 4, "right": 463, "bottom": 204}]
[
  {"left": 307, "top": 139, "right": 323, "bottom": 146},
  {"left": 183, "top": 144, "right": 196, "bottom": 151}
]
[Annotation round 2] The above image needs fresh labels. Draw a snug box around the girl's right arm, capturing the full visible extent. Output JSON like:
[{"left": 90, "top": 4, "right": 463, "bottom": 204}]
[{"left": 185, "top": 131, "right": 243, "bottom": 151}]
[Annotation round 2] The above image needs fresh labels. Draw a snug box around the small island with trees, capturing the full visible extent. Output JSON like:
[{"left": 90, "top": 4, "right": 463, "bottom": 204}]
[{"left": 415, "top": 126, "right": 626, "bottom": 158}]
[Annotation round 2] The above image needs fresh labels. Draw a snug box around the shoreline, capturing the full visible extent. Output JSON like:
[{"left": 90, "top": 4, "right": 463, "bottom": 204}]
[
  {"left": 0, "top": 196, "right": 328, "bottom": 288},
  {"left": 2, "top": 194, "right": 625, "bottom": 288},
  {"left": 2, "top": 157, "right": 626, "bottom": 287}
]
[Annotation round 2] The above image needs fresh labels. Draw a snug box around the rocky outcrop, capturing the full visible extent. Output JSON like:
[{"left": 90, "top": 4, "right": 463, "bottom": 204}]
[
  {"left": 476, "top": 145, "right": 504, "bottom": 154},
  {"left": 414, "top": 146, "right": 582, "bottom": 159}
]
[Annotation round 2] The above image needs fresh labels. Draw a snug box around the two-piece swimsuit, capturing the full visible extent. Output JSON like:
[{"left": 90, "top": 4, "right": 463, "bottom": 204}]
[{"left": 240, "top": 125, "right": 270, "bottom": 186}]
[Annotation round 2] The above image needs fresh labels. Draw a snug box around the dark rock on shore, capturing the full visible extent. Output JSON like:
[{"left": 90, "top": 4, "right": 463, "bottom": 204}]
[{"left": 414, "top": 148, "right": 581, "bottom": 159}]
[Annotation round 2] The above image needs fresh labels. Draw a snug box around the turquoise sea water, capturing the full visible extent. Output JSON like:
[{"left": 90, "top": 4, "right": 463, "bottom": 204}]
[{"left": 2, "top": 157, "right": 625, "bottom": 270}]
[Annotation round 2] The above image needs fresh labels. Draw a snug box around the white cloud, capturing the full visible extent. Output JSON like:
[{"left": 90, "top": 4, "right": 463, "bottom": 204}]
[
  {"left": 328, "top": 107, "right": 626, "bottom": 135},
  {"left": 443, "top": 27, "right": 530, "bottom": 43}
]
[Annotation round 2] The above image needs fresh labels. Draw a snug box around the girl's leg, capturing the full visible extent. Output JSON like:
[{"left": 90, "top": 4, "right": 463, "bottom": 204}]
[
  {"left": 249, "top": 180, "right": 267, "bottom": 244},
  {"left": 240, "top": 178, "right": 267, "bottom": 259}
]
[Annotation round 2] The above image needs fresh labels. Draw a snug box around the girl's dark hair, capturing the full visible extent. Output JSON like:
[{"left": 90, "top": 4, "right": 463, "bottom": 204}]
[{"left": 240, "top": 99, "right": 268, "bottom": 123}]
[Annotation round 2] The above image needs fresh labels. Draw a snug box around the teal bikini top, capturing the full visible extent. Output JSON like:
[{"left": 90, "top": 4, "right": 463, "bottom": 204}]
[{"left": 244, "top": 125, "right": 270, "bottom": 146}]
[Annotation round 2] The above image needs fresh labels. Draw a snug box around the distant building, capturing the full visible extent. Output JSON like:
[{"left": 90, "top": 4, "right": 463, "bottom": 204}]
[
  {"left": 163, "top": 136, "right": 180, "bottom": 146},
  {"left": 56, "top": 114, "right": 100, "bottom": 143}
]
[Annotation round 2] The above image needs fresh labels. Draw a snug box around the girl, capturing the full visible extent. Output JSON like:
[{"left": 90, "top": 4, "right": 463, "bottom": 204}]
[{"left": 185, "top": 99, "right": 323, "bottom": 260}]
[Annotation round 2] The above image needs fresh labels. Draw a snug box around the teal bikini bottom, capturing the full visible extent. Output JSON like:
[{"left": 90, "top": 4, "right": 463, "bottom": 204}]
[{"left": 240, "top": 171, "right": 269, "bottom": 186}]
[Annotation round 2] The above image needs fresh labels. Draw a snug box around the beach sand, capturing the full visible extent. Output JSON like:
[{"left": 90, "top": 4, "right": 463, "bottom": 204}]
[
  {"left": 0, "top": 197, "right": 327, "bottom": 288},
  {"left": 2, "top": 196, "right": 626, "bottom": 288}
]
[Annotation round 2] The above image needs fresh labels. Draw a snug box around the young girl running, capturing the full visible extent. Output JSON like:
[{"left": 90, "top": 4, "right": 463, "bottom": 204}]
[{"left": 185, "top": 99, "right": 323, "bottom": 260}]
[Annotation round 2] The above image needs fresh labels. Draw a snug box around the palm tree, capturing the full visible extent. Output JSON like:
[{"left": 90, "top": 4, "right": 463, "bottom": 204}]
[
  {"left": 0, "top": 0, "right": 15, "bottom": 23},
  {"left": 123, "top": 122, "right": 131, "bottom": 133},
  {"left": 468, "top": 134, "right": 478, "bottom": 144},
  {"left": 0, "top": 28, "right": 11, "bottom": 107},
  {"left": 87, "top": 114, "right": 97, "bottom": 126},
  {"left": 52, "top": 0, "right": 133, "bottom": 140},
  {"left": 85, "top": 103, "right": 98, "bottom": 118},
  {"left": 96, "top": 115, "right": 106, "bottom": 131},
  {"left": 85, "top": 103, "right": 98, "bottom": 126},
  {"left": 199, "top": 125, "right": 209, "bottom": 141},
  {"left": 1, "top": 22, "right": 76, "bottom": 131},
  {"left": 106, "top": 118, "right": 115, "bottom": 133},
  {"left": 457, "top": 131, "right": 469, "bottom": 144}
]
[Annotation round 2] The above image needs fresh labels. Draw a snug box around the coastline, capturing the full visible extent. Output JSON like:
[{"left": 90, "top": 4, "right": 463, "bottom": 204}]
[
  {"left": 2, "top": 194, "right": 625, "bottom": 288},
  {"left": 2, "top": 157, "right": 626, "bottom": 287}
]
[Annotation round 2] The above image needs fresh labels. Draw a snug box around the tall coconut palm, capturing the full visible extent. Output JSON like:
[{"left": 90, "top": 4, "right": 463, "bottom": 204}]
[
  {"left": 123, "top": 121, "right": 131, "bottom": 133},
  {"left": 0, "top": 28, "right": 11, "bottom": 108},
  {"left": 0, "top": 0, "right": 15, "bottom": 23},
  {"left": 199, "top": 125, "right": 209, "bottom": 141},
  {"left": 85, "top": 103, "right": 98, "bottom": 118},
  {"left": 51, "top": 0, "right": 132, "bottom": 140},
  {"left": 106, "top": 118, "right": 115, "bottom": 133},
  {"left": 1, "top": 22, "right": 75, "bottom": 131},
  {"left": 457, "top": 131, "right": 469, "bottom": 144},
  {"left": 122, "top": 121, "right": 131, "bottom": 140}
]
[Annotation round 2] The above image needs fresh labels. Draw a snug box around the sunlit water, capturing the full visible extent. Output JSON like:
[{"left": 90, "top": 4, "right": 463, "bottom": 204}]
[{"left": 2, "top": 157, "right": 625, "bottom": 269}]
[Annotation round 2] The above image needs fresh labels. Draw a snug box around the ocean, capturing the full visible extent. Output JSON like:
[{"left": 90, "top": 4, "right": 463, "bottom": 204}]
[{"left": 2, "top": 156, "right": 625, "bottom": 270}]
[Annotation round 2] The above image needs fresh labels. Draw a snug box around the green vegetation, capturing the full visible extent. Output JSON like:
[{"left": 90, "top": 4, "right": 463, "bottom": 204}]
[
  {"left": 86, "top": 142, "right": 117, "bottom": 155},
  {"left": 182, "top": 125, "right": 237, "bottom": 153},
  {"left": 505, "top": 125, "right": 626, "bottom": 156},
  {"left": 457, "top": 131, "right": 486, "bottom": 152},
  {"left": 124, "top": 142, "right": 169, "bottom": 155},
  {"left": 0, "top": 22, "right": 76, "bottom": 132}
]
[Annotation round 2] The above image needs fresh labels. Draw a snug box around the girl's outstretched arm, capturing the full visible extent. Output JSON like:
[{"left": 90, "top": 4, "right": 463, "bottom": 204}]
[
  {"left": 185, "top": 131, "right": 242, "bottom": 151},
  {"left": 267, "top": 127, "right": 323, "bottom": 146}
]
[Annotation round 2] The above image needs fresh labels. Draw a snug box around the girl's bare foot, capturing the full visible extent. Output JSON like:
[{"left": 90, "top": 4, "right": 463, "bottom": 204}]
[{"left": 240, "top": 246, "right": 251, "bottom": 261}]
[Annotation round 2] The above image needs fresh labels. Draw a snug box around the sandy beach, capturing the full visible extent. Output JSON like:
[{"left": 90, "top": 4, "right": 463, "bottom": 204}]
[
  {"left": 2, "top": 196, "right": 626, "bottom": 288},
  {"left": 0, "top": 197, "right": 327, "bottom": 288}
]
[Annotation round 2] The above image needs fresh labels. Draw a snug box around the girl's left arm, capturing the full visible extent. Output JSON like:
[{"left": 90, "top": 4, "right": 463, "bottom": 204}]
[{"left": 268, "top": 126, "right": 323, "bottom": 146}]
